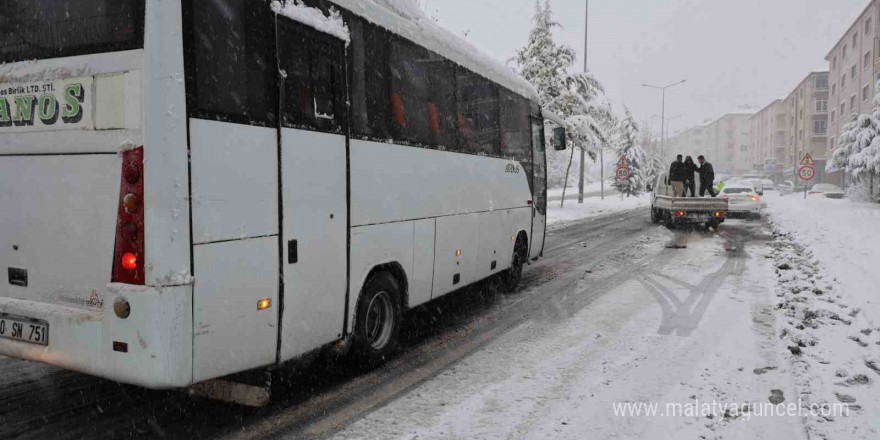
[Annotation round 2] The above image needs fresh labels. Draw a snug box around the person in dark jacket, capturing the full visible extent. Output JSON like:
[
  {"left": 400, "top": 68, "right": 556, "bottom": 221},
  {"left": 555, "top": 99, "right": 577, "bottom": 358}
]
[
  {"left": 698, "top": 155, "right": 717, "bottom": 197},
  {"left": 683, "top": 156, "right": 698, "bottom": 197},
  {"left": 668, "top": 155, "right": 685, "bottom": 197}
]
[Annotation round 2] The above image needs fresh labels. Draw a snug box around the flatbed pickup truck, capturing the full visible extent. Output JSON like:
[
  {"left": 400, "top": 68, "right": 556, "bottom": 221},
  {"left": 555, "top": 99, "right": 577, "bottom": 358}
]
[{"left": 650, "top": 173, "right": 729, "bottom": 229}]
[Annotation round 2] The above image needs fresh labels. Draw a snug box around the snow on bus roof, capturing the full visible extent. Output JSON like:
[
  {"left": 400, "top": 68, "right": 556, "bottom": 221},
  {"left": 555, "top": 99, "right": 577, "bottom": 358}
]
[
  {"left": 272, "top": 1, "right": 352, "bottom": 45},
  {"left": 327, "top": 0, "right": 540, "bottom": 103}
]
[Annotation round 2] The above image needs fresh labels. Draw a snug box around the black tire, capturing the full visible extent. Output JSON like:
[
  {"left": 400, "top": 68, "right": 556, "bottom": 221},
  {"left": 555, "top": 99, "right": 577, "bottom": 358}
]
[
  {"left": 651, "top": 208, "right": 661, "bottom": 224},
  {"left": 352, "top": 272, "right": 402, "bottom": 366},
  {"left": 502, "top": 236, "right": 527, "bottom": 293}
]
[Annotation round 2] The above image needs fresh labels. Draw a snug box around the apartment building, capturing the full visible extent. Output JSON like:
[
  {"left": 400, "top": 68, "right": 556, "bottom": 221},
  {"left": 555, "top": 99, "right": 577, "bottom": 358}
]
[
  {"left": 704, "top": 113, "right": 753, "bottom": 176},
  {"left": 827, "top": 1, "right": 880, "bottom": 169},
  {"left": 749, "top": 100, "right": 788, "bottom": 179},
  {"left": 666, "top": 125, "right": 706, "bottom": 160},
  {"left": 783, "top": 72, "right": 831, "bottom": 182}
]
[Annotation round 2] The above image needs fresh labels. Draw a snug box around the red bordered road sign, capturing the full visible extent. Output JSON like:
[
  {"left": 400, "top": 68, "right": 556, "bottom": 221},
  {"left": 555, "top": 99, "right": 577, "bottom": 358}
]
[
  {"left": 798, "top": 165, "right": 816, "bottom": 182},
  {"left": 616, "top": 155, "right": 629, "bottom": 167},
  {"left": 616, "top": 166, "right": 632, "bottom": 181},
  {"left": 800, "top": 153, "right": 815, "bottom": 167}
]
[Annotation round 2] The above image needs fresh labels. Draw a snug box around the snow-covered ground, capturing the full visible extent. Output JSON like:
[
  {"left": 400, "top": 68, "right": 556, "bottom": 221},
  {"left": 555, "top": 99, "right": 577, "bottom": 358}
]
[
  {"left": 322, "top": 194, "right": 880, "bottom": 440},
  {"left": 328, "top": 218, "right": 819, "bottom": 440},
  {"left": 547, "top": 193, "right": 650, "bottom": 229},
  {"left": 763, "top": 193, "right": 880, "bottom": 439}
]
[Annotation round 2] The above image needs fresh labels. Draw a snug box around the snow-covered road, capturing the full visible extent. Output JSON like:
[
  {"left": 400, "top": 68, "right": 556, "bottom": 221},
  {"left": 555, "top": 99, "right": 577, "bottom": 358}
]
[
  {"left": 2, "top": 199, "right": 876, "bottom": 440},
  {"left": 326, "top": 219, "right": 812, "bottom": 440}
]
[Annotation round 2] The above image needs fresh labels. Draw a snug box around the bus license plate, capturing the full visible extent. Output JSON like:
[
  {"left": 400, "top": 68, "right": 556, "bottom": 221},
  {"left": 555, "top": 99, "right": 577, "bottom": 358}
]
[{"left": 0, "top": 314, "right": 49, "bottom": 346}]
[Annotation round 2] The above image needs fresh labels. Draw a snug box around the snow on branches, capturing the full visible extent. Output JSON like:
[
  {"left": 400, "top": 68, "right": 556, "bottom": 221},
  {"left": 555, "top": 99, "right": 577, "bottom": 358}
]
[
  {"left": 514, "top": 0, "right": 613, "bottom": 188},
  {"left": 612, "top": 109, "right": 647, "bottom": 196},
  {"left": 827, "top": 79, "right": 880, "bottom": 200}
]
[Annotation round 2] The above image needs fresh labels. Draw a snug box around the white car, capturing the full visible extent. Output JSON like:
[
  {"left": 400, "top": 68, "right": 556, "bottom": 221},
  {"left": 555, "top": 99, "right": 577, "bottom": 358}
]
[
  {"left": 761, "top": 179, "right": 776, "bottom": 191},
  {"left": 719, "top": 184, "right": 763, "bottom": 218},
  {"left": 808, "top": 183, "right": 845, "bottom": 199}
]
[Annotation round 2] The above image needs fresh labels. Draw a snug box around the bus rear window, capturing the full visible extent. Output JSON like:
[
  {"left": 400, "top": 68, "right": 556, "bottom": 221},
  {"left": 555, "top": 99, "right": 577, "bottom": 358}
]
[{"left": 0, "top": 0, "right": 145, "bottom": 64}]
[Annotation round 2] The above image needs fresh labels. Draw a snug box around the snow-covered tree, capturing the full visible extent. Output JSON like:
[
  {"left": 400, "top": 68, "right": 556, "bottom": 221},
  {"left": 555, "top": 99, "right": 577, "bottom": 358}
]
[
  {"left": 612, "top": 109, "right": 647, "bottom": 196},
  {"left": 827, "top": 81, "right": 880, "bottom": 201},
  {"left": 639, "top": 120, "right": 663, "bottom": 188},
  {"left": 514, "top": 0, "right": 611, "bottom": 189}
]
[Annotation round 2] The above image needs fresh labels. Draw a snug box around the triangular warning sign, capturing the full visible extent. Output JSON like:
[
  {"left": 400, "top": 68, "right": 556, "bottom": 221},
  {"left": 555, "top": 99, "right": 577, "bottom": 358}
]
[
  {"left": 800, "top": 153, "right": 815, "bottom": 166},
  {"left": 617, "top": 155, "right": 629, "bottom": 166}
]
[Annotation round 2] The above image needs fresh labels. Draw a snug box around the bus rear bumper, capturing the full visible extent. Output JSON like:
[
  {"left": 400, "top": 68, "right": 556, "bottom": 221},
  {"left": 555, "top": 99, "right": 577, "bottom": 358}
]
[{"left": 0, "top": 284, "right": 193, "bottom": 389}]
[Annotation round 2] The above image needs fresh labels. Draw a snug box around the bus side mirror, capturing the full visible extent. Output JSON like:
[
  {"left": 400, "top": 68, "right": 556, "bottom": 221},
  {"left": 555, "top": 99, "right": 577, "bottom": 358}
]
[{"left": 551, "top": 127, "right": 567, "bottom": 151}]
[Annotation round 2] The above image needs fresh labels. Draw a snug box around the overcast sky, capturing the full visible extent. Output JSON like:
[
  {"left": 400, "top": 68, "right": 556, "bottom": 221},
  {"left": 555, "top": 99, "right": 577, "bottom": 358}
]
[{"left": 424, "top": 0, "right": 869, "bottom": 136}]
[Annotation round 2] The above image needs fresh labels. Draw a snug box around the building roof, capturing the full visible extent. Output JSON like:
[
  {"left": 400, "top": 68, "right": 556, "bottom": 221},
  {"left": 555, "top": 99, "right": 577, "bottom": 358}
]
[{"left": 825, "top": 0, "right": 875, "bottom": 60}]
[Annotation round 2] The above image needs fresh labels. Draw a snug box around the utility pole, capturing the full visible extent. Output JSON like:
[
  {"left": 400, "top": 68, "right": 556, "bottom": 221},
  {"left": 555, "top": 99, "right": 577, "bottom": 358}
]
[
  {"left": 642, "top": 80, "right": 687, "bottom": 161},
  {"left": 580, "top": 0, "right": 589, "bottom": 203}
]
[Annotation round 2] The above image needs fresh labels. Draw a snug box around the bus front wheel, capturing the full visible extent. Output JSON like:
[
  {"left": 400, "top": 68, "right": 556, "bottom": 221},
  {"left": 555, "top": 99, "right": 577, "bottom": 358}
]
[{"left": 353, "top": 272, "right": 403, "bottom": 367}]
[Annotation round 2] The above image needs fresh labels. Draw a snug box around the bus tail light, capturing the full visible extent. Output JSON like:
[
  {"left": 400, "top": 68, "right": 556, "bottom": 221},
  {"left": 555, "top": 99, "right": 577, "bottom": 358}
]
[{"left": 112, "top": 147, "right": 145, "bottom": 285}]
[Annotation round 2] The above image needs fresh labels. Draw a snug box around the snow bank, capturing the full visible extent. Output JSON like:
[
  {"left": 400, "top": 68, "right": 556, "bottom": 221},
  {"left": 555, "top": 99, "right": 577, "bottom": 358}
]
[
  {"left": 547, "top": 194, "right": 650, "bottom": 229},
  {"left": 765, "top": 194, "right": 880, "bottom": 439},
  {"left": 272, "top": 0, "right": 351, "bottom": 45},
  {"left": 328, "top": 0, "right": 540, "bottom": 103}
]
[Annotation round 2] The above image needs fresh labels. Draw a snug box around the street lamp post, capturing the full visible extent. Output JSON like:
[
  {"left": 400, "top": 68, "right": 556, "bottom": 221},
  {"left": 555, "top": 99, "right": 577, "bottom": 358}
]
[{"left": 642, "top": 80, "right": 687, "bottom": 160}]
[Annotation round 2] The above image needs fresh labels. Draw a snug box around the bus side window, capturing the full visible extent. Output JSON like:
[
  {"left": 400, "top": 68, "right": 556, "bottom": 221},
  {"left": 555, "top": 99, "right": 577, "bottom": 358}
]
[
  {"left": 277, "top": 19, "right": 344, "bottom": 134},
  {"left": 185, "top": 0, "right": 277, "bottom": 126}
]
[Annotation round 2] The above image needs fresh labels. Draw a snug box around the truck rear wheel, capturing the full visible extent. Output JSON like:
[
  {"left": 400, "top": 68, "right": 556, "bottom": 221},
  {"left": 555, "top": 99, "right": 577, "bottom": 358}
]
[{"left": 650, "top": 208, "right": 661, "bottom": 224}]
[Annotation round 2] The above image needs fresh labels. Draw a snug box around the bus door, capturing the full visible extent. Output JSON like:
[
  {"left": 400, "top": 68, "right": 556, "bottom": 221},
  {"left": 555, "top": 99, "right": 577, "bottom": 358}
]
[
  {"left": 530, "top": 118, "right": 547, "bottom": 259},
  {"left": 275, "top": 17, "right": 349, "bottom": 361}
]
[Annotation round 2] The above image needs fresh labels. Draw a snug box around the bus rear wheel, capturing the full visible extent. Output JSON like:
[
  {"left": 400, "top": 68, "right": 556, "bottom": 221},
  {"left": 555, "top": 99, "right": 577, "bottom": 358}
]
[
  {"left": 353, "top": 272, "right": 402, "bottom": 367},
  {"left": 502, "top": 236, "right": 527, "bottom": 293}
]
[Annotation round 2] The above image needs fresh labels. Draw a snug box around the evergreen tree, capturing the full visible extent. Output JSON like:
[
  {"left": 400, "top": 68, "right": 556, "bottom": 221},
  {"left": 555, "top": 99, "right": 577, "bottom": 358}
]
[
  {"left": 514, "top": 0, "right": 611, "bottom": 189},
  {"left": 611, "top": 109, "right": 646, "bottom": 196},
  {"left": 827, "top": 81, "right": 880, "bottom": 200}
]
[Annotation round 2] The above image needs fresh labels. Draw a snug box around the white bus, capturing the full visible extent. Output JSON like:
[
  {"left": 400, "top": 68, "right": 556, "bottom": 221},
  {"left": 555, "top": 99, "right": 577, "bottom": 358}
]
[{"left": 0, "top": 0, "right": 564, "bottom": 393}]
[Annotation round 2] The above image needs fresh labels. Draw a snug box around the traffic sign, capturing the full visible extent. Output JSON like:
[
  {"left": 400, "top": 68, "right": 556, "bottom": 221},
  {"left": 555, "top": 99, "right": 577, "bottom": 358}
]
[
  {"left": 798, "top": 165, "right": 816, "bottom": 182},
  {"left": 616, "top": 155, "right": 629, "bottom": 167},
  {"left": 616, "top": 166, "right": 632, "bottom": 181},
  {"left": 800, "top": 153, "right": 815, "bottom": 167}
]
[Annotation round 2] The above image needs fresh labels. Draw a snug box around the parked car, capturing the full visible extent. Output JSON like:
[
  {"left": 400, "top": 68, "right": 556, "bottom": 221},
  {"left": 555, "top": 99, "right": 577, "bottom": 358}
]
[
  {"left": 748, "top": 179, "right": 765, "bottom": 196},
  {"left": 719, "top": 184, "right": 763, "bottom": 219},
  {"left": 778, "top": 181, "right": 794, "bottom": 196},
  {"left": 808, "top": 183, "right": 845, "bottom": 199},
  {"left": 761, "top": 179, "right": 776, "bottom": 191}
]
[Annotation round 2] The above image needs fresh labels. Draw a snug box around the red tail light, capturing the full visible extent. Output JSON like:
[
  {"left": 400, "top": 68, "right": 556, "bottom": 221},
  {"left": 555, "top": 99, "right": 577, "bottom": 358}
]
[
  {"left": 673, "top": 211, "right": 687, "bottom": 217},
  {"left": 714, "top": 211, "right": 726, "bottom": 218},
  {"left": 112, "top": 147, "right": 145, "bottom": 285},
  {"left": 748, "top": 195, "right": 760, "bottom": 202}
]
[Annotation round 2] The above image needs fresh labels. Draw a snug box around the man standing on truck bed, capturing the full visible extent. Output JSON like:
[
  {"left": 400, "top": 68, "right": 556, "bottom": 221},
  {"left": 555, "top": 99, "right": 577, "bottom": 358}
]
[
  {"left": 668, "top": 155, "right": 686, "bottom": 197},
  {"left": 698, "top": 155, "right": 717, "bottom": 197}
]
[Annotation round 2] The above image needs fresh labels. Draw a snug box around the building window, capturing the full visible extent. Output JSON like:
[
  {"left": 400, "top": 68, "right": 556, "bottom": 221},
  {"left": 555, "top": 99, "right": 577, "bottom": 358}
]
[
  {"left": 832, "top": 83, "right": 837, "bottom": 96},
  {"left": 815, "top": 74, "right": 829, "bottom": 90},
  {"left": 850, "top": 94, "right": 857, "bottom": 111},
  {"left": 866, "top": 51, "right": 872, "bottom": 69},
  {"left": 816, "top": 99, "right": 828, "bottom": 112},
  {"left": 842, "top": 73, "right": 847, "bottom": 88},
  {"left": 867, "top": 17, "right": 873, "bottom": 35},
  {"left": 843, "top": 44, "right": 848, "bottom": 58},
  {"left": 832, "top": 56, "right": 838, "bottom": 71},
  {"left": 814, "top": 120, "right": 827, "bottom": 135},
  {"left": 852, "top": 64, "right": 857, "bottom": 79},
  {"left": 841, "top": 102, "right": 846, "bottom": 114},
  {"left": 864, "top": 84, "right": 871, "bottom": 101},
  {"left": 831, "top": 109, "right": 836, "bottom": 122},
  {"left": 853, "top": 32, "right": 858, "bottom": 47}
]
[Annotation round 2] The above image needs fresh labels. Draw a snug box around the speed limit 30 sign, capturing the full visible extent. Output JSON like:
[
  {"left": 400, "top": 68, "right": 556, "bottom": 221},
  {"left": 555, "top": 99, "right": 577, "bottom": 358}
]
[{"left": 616, "top": 166, "right": 631, "bottom": 181}]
